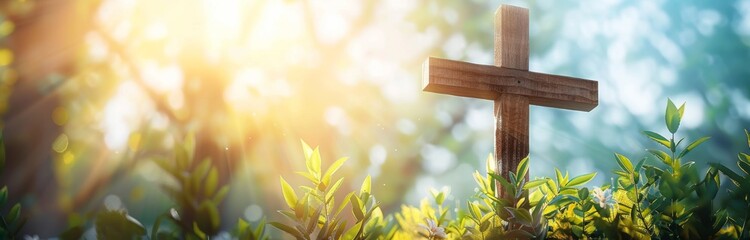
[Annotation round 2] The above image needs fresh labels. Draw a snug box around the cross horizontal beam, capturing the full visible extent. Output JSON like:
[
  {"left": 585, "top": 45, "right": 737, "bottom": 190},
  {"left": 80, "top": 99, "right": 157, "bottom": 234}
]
[{"left": 422, "top": 57, "right": 598, "bottom": 111}]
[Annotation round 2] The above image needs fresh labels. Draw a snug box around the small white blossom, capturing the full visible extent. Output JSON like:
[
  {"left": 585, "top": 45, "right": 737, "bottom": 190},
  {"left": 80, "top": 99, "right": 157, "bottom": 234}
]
[
  {"left": 419, "top": 218, "right": 447, "bottom": 239},
  {"left": 592, "top": 187, "right": 616, "bottom": 209}
]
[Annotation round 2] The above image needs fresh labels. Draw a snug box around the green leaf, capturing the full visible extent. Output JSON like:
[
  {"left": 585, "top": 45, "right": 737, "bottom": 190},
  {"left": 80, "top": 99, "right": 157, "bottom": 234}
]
[
  {"left": 175, "top": 145, "right": 189, "bottom": 171},
  {"left": 204, "top": 167, "right": 219, "bottom": 196},
  {"left": 665, "top": 99, "right": 684, "bottom": 134},
  {"left": 95, "top": 210, "right": 146, "bottom": 239},
  {"left": 0, "top": 186, "right": 6, "bottom": 206},
  {"left": 486, "top": 153, "right": 495, "bottom": 175},
  {"left": 193, "top": 222, "right": 207, "bottom": 239},
  {"left": 566, "top": 173, "right": 597, "bottom": 187},
  {"left": 648, "top": 149, "right": 672, "bottom": 166},
  {"left": 196, "top": 200, "right": 221, "bottom": 235},
  {"left": 360, "top": 175, "right": 371, "bottom": 196},
  {"left": 615, "top": 153, "right": 634, "bottom": 173},
  {"left": 325, "top": 178, "right": 344, "bottom": 202},
  {"left": 524, "top": 178, "right": 548, "bottom": 190},
  {"left": 468, "top": 202, "right": 481, "bottom": 220},
  {"left": 740, "top": 153, "right": 750, "bottom": 169},
  {"left": 193, "top": 159, "right": 212, "bottom": 184},
  {"left": 745, "top": 129, "right": 749, "bottom": 148},
  {"left": 254, "top": 218, "right": 266, "bottom": 239},
  {"left": 309, "top": 148, "right": 322, "bottom": 178},
  {"left": 270, "top": 222, "right": 305, "bottom": 239},
  {"left": 301, "top": 139, "right": 313, "bottom": 160},
  {"left": 350, "top": 195, "right": 364, "bottom": 221},
  {"left": 505, "top": 207, "right": 532, "bottom": 227},
  {"left": 711, "top": 163, "right": 745, "bottom": 187},
  {"left": 280, "top": 177, "right": 298, "bottom": 209},
  {"left": 739, "top": 160, "right": 750, "bottom": 177},
  {"left": 643, "top": 131, "right": 671, "bottom": 148},
  {"left": 678, "top": 137, "right": 710, "bottom": 159},
  {"left": 295, "top": 171, "right": 318, "bottom": 185},
  {"left": 213, "top": 186, "right": 230, "bottom": 204},
  {"left": 555, "top": 168, "right": 565, "bottom": 187},
  {"left": 307, "top": 206, "right": 322, "bottom": 234},
  {"left": 7, "top": 203, "right": 20, "bottom": 223},
  {"left": 323, "top": 157, "right": 347, "bottom": 185},
  {"left": 578, "top": 187, "right": 589, "bottom": 200},
  {"left": 516, "top": 156, "right": 529, "bottom": 181},
  {"left": 434, "top": 192, "right": 445, "bottom": 205}
]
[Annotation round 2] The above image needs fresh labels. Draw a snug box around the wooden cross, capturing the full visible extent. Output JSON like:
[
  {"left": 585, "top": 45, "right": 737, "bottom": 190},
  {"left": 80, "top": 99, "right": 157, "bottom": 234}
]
[{"left": 422, "top": 5, "right": 598, "bottom": 195}]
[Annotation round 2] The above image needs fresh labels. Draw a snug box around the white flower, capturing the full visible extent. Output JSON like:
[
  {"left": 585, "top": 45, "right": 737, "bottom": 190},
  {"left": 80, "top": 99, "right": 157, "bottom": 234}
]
[
  {"left": 592, "top": 187, "right": 616, "bottom": 209},
  {"left": 419, "top": 218, "right": 447, "bottom": 239}
]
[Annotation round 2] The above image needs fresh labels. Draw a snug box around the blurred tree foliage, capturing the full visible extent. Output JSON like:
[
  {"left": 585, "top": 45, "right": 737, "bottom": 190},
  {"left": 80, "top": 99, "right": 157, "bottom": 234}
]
[{"left": 0, "top": 0, "right": 748, "bottom": 237}]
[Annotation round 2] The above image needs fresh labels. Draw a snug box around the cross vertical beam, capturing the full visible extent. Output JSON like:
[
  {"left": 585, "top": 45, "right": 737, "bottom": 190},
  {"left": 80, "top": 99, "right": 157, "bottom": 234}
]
[{"left": 494, "top": 5, "right": 530, "bottom": 190}]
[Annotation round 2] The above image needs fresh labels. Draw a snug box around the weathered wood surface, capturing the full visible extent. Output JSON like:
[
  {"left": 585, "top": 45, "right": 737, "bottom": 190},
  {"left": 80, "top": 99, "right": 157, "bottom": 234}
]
[
  {"left": 422, "top": 57, "right": 598, "bottom": 111},
  {"left": 421, "top": 4, "right": 599, "bottom": 197},
  {"left": 494, "top": 94, "right": 529, "bottom": 181},
  {"left": 495, "top": 5, "right": 529, "bottom": 70}
]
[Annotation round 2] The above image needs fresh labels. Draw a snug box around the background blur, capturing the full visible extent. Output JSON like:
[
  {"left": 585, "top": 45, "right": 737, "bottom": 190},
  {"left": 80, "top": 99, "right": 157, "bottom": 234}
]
[{"left": 1, "top": 0, "right": 749, "bottom": 236}]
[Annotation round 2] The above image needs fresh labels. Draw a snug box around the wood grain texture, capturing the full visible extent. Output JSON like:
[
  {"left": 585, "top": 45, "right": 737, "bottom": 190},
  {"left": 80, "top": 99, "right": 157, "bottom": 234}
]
[
  {"left": 495, "top": 5, "right": 529, "bottom": 70},
  {"left": 494, "top": 94, "right": 529, "bottom": 183},
  {"left": 421, "top": 4, "right": 599, "bottom": 199},
  {"left": 423, "top": 57, "right": 598, "bottom": 111}
]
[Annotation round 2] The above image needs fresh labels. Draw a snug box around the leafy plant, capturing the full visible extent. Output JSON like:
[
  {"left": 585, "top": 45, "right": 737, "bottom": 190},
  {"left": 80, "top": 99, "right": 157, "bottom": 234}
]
[
  {"left": 0, "top": 132, "right": 25, "bottom": 239},
  {"left": 712, "top": 129, "right": 750, "bottom": 239},
  {"left": 271, "top": 140, "right": 384, "bottom": 239},
  {"left": 150, "top": 135, "right": 228, "bottom": 237}
]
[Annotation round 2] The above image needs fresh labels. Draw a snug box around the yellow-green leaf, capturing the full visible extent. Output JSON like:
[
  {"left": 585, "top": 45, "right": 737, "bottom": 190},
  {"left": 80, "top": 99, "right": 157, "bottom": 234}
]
[
  {"left": 212, "top": 186, "right": 229, "bottom": 204},
  {"left": 308, "top": 148, "right": 322, "bottom": 179},
  {"left": 196, "top": 201, "right": 220, "bottom": 235},
  {"left": 516, "top": 156, "right": 529, "bottom": 180},
  {"left": 280, "top": 177, "right": 298, "bottom": 209},
  {"left": 555, "top": 168, "right": 566, "bottom": 187},
  {"left": 678, "top": 136, "right": 710, "bottom": 159},
  {"left": 323, "top": 157, "right": 347, "bottom": 186},
  {"left": 648, "top": 149, "right": 672, "bottom": 166},
  {"left": 7, "top": 203, "right": 20, "bottom": 223},
  {"left": 615, "top": 153, "right": 634, "bottom": 173},
  {"left": 326, "top": 178, "right": 344, "bottom": 202},
  {"left": 486, "top": 153, "right": 495, "bottom": 175},
  {"left": 360, "top": 175, "right": 371, "bottom": 196},
  {"left": 301, "top": 139, "right": 313, "bottom": 160},
  {"left": 204, "top": 167, "right": 218, "bottom": 196},
  {"left": 665, "top": 99, "right": 684, "bottom": 134},
  {"left": 270, "top": 222, "right": 305, "bottom": 239},
  {"left": 350, "top": 195, "right": 364, "bottom": 221},
  {"left": 566, "top": 173, "right": 597, "bottom": 187},
  {"left": 643, "top": 131, "right": 671, "bottom": 148}
]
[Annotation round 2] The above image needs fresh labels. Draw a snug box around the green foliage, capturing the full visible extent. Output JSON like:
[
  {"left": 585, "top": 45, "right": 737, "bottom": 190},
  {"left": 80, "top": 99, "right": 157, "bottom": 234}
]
[
  {"left": 271, "top": 140, "right": 385, "bottom": 240},
  {"left": 273, "top": 100, "right": 746, "bottom": 240},
  {"left": 5, "top": 100, "right": 749, "bottom": 239},
  {"left": 0, "top": 132, "right": 24, "bottom": 239},
  {"left": 150, "top": 135, "right": 231, "bottom": 237}
]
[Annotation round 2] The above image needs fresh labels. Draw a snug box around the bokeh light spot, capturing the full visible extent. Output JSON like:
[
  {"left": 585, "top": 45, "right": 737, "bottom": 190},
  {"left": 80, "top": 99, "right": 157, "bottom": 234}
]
[
  {"left": 0, "top": 49, "right": 13, "bottom": 66},
  {"left": 52, "top": 134, "right": 69, "bottom": 153}
]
